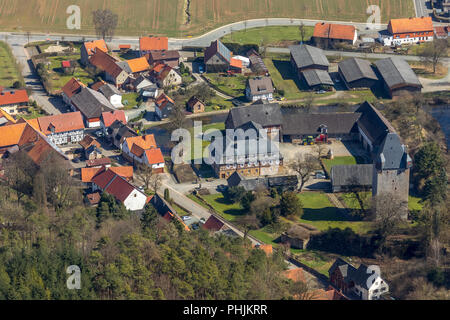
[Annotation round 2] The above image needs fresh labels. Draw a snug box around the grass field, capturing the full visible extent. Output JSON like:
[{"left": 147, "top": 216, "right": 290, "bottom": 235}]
[
  {"left": 45, "top": 55, "right": 92, "bottom": 94},
  {"left": 203, "top": 73, "right": 247, "bottom": 98},
  {"left": 0, "top": 41, "right": 23, "bottom": 87},
  {"left": 322, "top": 156, "right": 360, "bottom": 173},
  {"left": 0, "top": 1, "right": 414, "bottom": 36},
  {"left": 222, "top": 26, "right": 314, "bottom": 46}
]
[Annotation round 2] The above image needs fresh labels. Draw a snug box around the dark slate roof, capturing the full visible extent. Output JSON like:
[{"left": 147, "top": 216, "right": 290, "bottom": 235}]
[
  {"left": 302, "top": 69, "right": 334, "bottom": 87},
  {"left": 247, "top": 49, "right": 269, "bottom": 74},
  {"left": 352, "top": 264, "right": 376, "bottom": 290},
  {"left": 374, "top": 57, "right": 422, "bottom": 89},
  {"left": 355, "top": 102, "right": 396, "bottom": 147},
  {"left": 331, "top": 164, "right": 373, "bottom": 188},
  {"left": 247, "top": 77, "right": 274, "bottom": 95},
  {"left": 268, "top": 175, "right": 298, "bottom": 189},
  {"left": 227, "top": 172, "right": 298, "bottom": 191},
  {"left": 227, "top": 102, "right": 283, "bottom": 128},
  {"left": 338, "top": 58, "right": 378, "bottom": 83},
  {"left": 204, "top": 40, "right": 231, "bottom": 64},
  {"left": 71, "top": 87, "right": 115, "bottom": 119},
  {"left": 328, "top": 258, "right": 357, "bottom": 280},
  {"left": 281, "top": 109, "right": 361, "bottom": 136},
  {"left": 375, "top": 133, "right": 412, "bottom": 170},
  {"left": 289, "top": 44, "right": 329, "bottom": 69},
  {"left": 98, "top": 83, "right": 121, "bottom": 99}
]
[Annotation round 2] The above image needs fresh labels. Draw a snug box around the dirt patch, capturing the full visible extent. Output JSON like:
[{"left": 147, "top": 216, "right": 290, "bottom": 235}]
[{"left": 44, "top": 45, "right": 69, "bottom": 53}]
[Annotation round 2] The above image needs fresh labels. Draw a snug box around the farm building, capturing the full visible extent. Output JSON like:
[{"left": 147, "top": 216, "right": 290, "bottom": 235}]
[
  {"left": 280, "top": 225, "right": 311, "bottom": 249},
  {"left": 338, "top": 58, "right": 379, "bottom": 89},
  {"left": 139, "top": 36, "right": 169, "bottom": 57},
  {"left": 381, "top": 17, "right": 434, "bottom": 46},
  {"left": 61, "top": 78, "right": 84, "bottom": 105},
  {"left": 186, "top": 96, "right": 205, "bottom": 113},
  {"left": 313, "top": 22, "right": 358, "bottom": 46},
  {"left": 245, "top": 77, "right": 274, "bottom": 102},
  {"left": 89, "top": 50, "right": 129, "bottom": 88},
  {"left": 374, "top": 57, "right": 422, "bottom": 97},
  {"left": 147, "top": 50, "right": 180, "bottom": 68},
  {"left": 330, "top": 164, "right": 374, "bottom": 192},
  {"left": 289, "top": 44, "right": 329, "bottom": 78},
  {"left": 97, "top": 83, "right": 123, "bottom": 108},
  {"left": 301, "top": 69, "right": 334, "bottom": 91},
  {"left": 100, "top": 110, "right": 127, "bottom": 135},
  {"left": 247, "top": 49, "right": 269, "bottom": 76}
]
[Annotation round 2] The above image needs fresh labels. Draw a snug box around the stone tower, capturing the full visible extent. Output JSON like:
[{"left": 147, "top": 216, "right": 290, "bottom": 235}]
[{"left": 372, "top": 133, "right": 412, "bottom": 219}]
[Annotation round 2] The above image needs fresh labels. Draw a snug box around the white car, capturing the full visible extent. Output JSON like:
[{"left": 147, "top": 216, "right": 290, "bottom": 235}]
[{"left": 182, "top": 216, "right": 192, "bottom": 221}]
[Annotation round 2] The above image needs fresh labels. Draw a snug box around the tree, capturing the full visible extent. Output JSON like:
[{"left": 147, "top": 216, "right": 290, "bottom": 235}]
[
  {"left": 345, "top": 175, "right": 371, "bottom": 218},
  {"left": 419, "top": 39, "right": 448, "bottom": 74},
  {"left": 235, "top": 214, "right": 260, "bottom": 239},
  {"left": 3, "top": 150, "right": 36, "bottom": 205},
  {"left": 92, "top": 9, "right": 118, "bottom": 40},
  {"left": 280, "top": 191, "right": 303, "bottom": 218},
  {"left": 149, "top": 174, "right": 163, "bottom": 194},
  {"left": 314, "top": 144, "right": 328, "bottom": 163},
  {"left": 141, "top": 205, "right": 159, "bottom": 230},
  {"left": 299, "top": 23, "right": 307, "bottom": 44},
  {"left": 169, "top": 102, "right": 186, "bottom": 130},
  {"left": 136, "top": 164, "right": 154, "bottom": 190},
  {"left": 289, "top": 153, "right": 318, "bottom": 192},
  {"left": 240, "top": 191, "right": 256, "bottom": 211},
  {"left": 225, "top": 186, "right": 246, "bottom": 203}
]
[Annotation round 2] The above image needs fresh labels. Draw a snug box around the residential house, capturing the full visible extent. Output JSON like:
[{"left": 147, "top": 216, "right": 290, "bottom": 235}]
[
  {"left": 338, "top": 58, "right": 379, "bottom": 89},
  {"left": 381, "top": 17, "right": 434, "bottom": 46},
  {"left": 331, "top": 164, "right": 374, "bottom": 192},
  {"left": 91, "top": 169, "right": 148, "bottom": 211},
  {"left": 0, "top": 109, "right": 16, "bottom": 126},
  {"left": 0, "top": 89, "right": 29, "bottom": 115},
  {"left": 147, "top": 50, "right": 180, "bottom": 68},
  {"left": 98, "top": 83, "right": 123, "bottom": 108},
  {"left": 289, "top": 44, "right": 330, "bottom": 78},
  {"left": 89, "top": 49, "right": 129, "bottom": 88},
  {"left": 120, "top": 57, "right": 150, "bottom": 76},
  {"left": 154, "top": 93, "right": 175, "bottom": 120},
  {"left": 122, "top": 134, "right": 165, "bottom": 172},
  {"left": 139, "top": 36, "right": 169, "bottom": 58},
  {"left": 107, "top": 120, "right": 138, "bottom": 149},
  {"left": 61, "top": 77, "right": 84, "bottom": 105},
  {"left": 33, "top": 111, "right": 85, "bottom": 145},
  {"left": 301, "top": 69, "right": 334, "bottom": 91},
  {"left": 434, "top": 26, "right": 449, "bottom": 39},
  {"left": 81, "top": 165, "right": 133, "bottom": 185},
  {"left": 245, "top": 77, "right": 274, "bottom": 102},
  {"left": 86, "top": 157, "right": 111, "bottom": 168},
  {"left": 247, "top": 49, "right": 269, "bottom": 76},
  {"left": 79, "top": 135, "right": 102, "bottom": 160},
  {"left": 202, "top": 215, "right": 227, "bottom": 232},
  {"left": 100, "top": 110, "right": 127, "bottom": 135},
  {"left": 313, "top": 22, "right": 358, "bottom": 46},
  {"left": 150, "top": 63, "right": 182, "bottom": 88},
  {"left": 374, "top": 57, "right": 422, "bottom": 97},
  {"left": 329, "top": 258, "right": 389, "bottom": 300},
  {"left": 150, "top": 194, "right": 190, "bottom": 231},
  {"left": 186, "top": 96, "right": 205, "bottom": 114},
  {"left": 80, "top": 39, "right": 108, "bottom": 65},
  {"left": 204, "top": 40, "right": 232, "bottom": 73},
  {"left": 69, "top": 87, "right": 116, "bottom": 128}
]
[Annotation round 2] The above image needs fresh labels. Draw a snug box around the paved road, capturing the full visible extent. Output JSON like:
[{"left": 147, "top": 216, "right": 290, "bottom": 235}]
[{"left": 414, "top": 0, "right": 432, "bottom": 18}]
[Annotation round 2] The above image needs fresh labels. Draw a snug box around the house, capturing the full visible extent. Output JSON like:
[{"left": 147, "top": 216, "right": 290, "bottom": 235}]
[
  {"left": 247, "top": 49, "right": 269, "bottom": 76},
  {"left": 289, "top": 45, "right": 329, "bottom": 78},
  {"left": 227, "top": 171, "right": 298, "bottom": 192},
  {"left": 280, "top": 225, "right": 311, "bottom": 249},
  {"left": 186, "top": 96, "right": 205, "bottom": 114},
  {"left": 80, "top": 39, "right": 108, "bottom": 65},
  {"left": 89, "top": 49, "right": 129, "bottom": 88},
  {"left": 0, "top": 109, "right": 16, "bottom": 126},
  {"left": 147, "top": 50, "right": 180, "bottom": 68},
  {"left": 139, "top": 36, "right": 168, "bottom": 57},
  {"left": 150, "top": 63, "right": 182, "bottom": 88},
  {"left": 434, "top": 26, "right": 450, "bottom": 39},
  {"left": 34, "top": 111, "right": 85, "bottom": 145},
  {"left": 381, "top": 17, "right": 434, "bottom": 46},
  {"left": 91, "top": 169, "right": 147, "bottom": 211},
  {"left": 81, "top": 165, "right": 133, "bottom": 184},
  {"left": 245, "top": 77, "right": 274, "bottom": 102},
  {"left": 204, "top": 40, "right": 234, "bottom": 73},
  {"left": 374, "top": 57, "right": 422, "bottom": 97},
  {"left": 79, "top": 135, "right": 102, "bottom": 160},
  {"left": 100, "top": 110, "right": 127, "bottom": 134},
  {"left": 122, "top": 134, "right": 165, "bottom": 172},
  {"left": 229, "top": 58, "right": 243, "bottom": 74},
  {"left": 121, "top": 57, "right": 150, "bottom": 75},
  {"left": 98, "top": 83, "right": 123, "bottom": 108},
  {"left": 154, "top": 93, "right": 175, "bottom": 120},
  {"left": 107, "top": 120, "right": 138, "bottom": 149},
  {"left": 86, "top": 157, "right": 111, "bottom": 168},
  {"left": 329, "top": 258, "right": 389, "bottom": 300},
  {"left": 331, "top": 164, "right": 374, "bottom": 192},
  {"left": 70, "top": 87, "right": 115, "bottom": 128},
  {"left": 338, "top": 58, "right": 378, "bottom": 89},
  {"left": 0, "top": 89, "right": 29, "bottom": 115},
  {"left": 301, "top": 69, "right": 334, "bottom": 91},
  {"left": 61, "top": 77, "right": 84, "bottom": 105},
  {"left": 313, "top": 22, "right": 358, "bottom": 46},
  {"left": 202, "top": 215, "right": 227, "bottom": 232}
]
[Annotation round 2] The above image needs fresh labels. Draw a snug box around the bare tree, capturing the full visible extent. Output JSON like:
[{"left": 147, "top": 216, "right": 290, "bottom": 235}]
[
  {"left": 3, "top": 150, "right": 36, "bottom": 205},
  {"left": 136, "top": 163, "right": 154, "bottom": 190},
  {"left": 92, "top": 9, "right": 118, "bottom": 40},
  {"left": 313, "top": 144, "right": 328, "bottom": 163},
  {"left": 289, "top": 153, "right": 319, "bottom": 192},
  {"left": 299, "top": 22, "right": 306, "bottom": 44},
  {"left": 150, "top": 174, "right": 163, "bottom": 194},
  {"left": 235, "top": 214, "right": 260, "bottom": 239},
  {"left": 345, "top": 175, "right": 371, "bottom": 218},
  {"left": 419, "top": 39, "right": 448, "bottom": 74},
  {"left": 169, "top": 102, "right": 187, "bottom": 130}
]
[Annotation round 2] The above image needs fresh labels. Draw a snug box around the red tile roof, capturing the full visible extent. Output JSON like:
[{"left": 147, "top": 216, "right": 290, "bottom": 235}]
[
  {"left": 37, "top": 111, "right": 84, "bottom": 135},
  {"left": 62, "top": 60, "right": 71, "bottom": 68},
  {"left": 86, "top": 192, "right": 101, "bottom": 205},
  {"left": 101, "top": 110, "right": 127, "bottom": 127},
  {"left": 145, "top": 147, "right": 164, "bottom": 165},
  {"left": 155, "top": 93, "right": 174, "bottom": 110},
  {"left": 313, "top": 22, "right": 356, "bottom": 41},
  {"left": 91, "top": 168, "right": 116, "bottom": 189},
  {"left": 119, "top": 45, "right": 131, "bottom": 49},
  {"left": 82, "top": 165, "right": 133, "bottom": 183},
  {"left": 62, "top": 78, "right": 84, "bottom": 98},
  {"left": 86, "top": 157, "right": 111, "bottom": 167},
  {"left": 202, "top": 215, "right": 224, "bottom": 231},
  {"left": 83, "top": 39, "right": 108, "bottom": 56},
  {"left": 105, "top": 175, "right": 136, "bottom": 202},
  {"left": 230, "top": 58, "right": 243, "bottom": 69},
  {"left": 89, "top": 50, "right": 124, "bottom": 78},
  {"left": 283, "top": 268, "right": 306, "bottom": 283},
  {"left": 126, "top": 57, "right": 150, "bottom": 73},
  {"left": 125, "top": 134, "right": 157, "bottom": 152},
  {"left": 388, "top": 17, "right": 433, "bottom": 34},
  {"left": 139, "top": 37, "right": 168, "bottom": 51},
  {"left": 79, "top": 135, "right": 100, "bottom": 150},
  {"left": 90, "top": 80, "right": 106, "bottom": 91},
  {"left": 0, "top": 90, "right": 29, "bottom": 106}
]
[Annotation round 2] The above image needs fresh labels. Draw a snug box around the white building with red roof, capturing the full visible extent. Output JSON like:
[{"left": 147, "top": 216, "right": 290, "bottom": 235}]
[
  {"left": 122, "top": 134, "right": 165, "bottom": 172},
  {"left": 381, "top": 17, "right": 434, "bottom": 46},
  {"left": 0, "top": 89, "right": 29, "bottom": 115},
  {"left": 100, "top": 110, "right": 127, "bottom": 134},
  {"left": 34, "top": 111, "right": 85, "bottom": 145}
]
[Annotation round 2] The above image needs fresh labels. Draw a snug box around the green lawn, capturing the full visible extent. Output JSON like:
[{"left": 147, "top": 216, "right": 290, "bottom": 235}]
[
  {"left": 46, "top": 55, "right": 92, "bottom": 93},
  {"left": 0, "top": 41, "right": 23, "bottom": 87},
  {"left": 122, "top": 92, "right": 140, "bottom": 109},
  {"left": 222, "top": 26, "right": 314, "bottom": 47},
  {"left": 206, "top": 95, "right": 234, "bottom": 112},
  {"left": 203, "top": 73, "right": 247, "bottom": 98},
  {"left": 322, "top": 156, "right": 363, "bottom": 174},
  {"left": 201, "top": 193, "right": 246, "bottom": 221},
  {"left": 408, "top": 196, "right": 423, "bottom": 211},
  {"left": 298, "top": 192, "right": 372, "bottom": 234}
]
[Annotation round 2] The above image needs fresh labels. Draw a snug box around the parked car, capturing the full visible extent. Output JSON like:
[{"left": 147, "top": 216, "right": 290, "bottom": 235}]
[
  {"left": 315, "top": 171, "right": 326, "bottom": 179},
  {"left": 182, "top": 216, "right": 192, "bottom": 222},
  {"left": 316, "top": 90, "right": 326, "bottom": 94},
  {"left": 191, "top": 223, "right": 200, "bottom": 230},
  {"left": 199, "top": 218, "right": 206, "bottom": 224},
  {"left": 95, "top": 130, "right": 104, "bottom": 138}
]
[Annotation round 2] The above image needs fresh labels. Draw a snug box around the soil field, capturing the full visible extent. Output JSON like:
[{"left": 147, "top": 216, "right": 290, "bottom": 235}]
[{"left": 0, "top": 0, "right": 415, "bottom": 37}]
